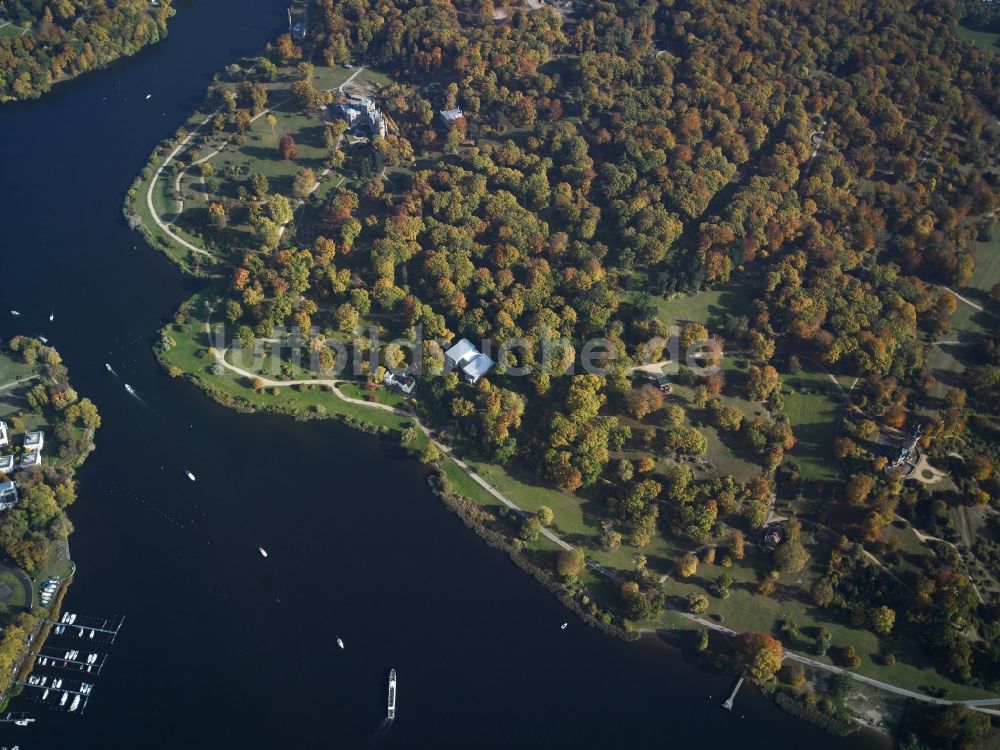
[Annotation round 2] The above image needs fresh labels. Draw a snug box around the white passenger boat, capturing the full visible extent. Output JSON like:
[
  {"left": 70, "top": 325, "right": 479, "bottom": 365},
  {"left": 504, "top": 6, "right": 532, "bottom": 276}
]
[{"left": 387, "top": 669, "right": 396, "bottom": 720}]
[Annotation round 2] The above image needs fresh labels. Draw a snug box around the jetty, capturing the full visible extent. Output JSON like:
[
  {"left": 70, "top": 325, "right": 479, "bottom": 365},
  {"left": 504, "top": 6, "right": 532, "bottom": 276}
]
[{"left": 722, "top": 677, "right": 744, "bottom": 710}]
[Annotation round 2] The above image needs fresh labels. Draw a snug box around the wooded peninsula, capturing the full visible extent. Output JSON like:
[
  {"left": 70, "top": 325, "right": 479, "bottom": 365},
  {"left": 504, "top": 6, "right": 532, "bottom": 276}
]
[{"left": 123, "top": 1, "right": 1000, "bottom": 745}]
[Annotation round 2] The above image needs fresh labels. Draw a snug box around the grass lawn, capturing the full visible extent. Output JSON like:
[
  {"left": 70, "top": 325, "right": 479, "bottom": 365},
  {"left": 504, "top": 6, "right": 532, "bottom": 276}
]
[
  {"left": 0, "top": 20, "right": 28, "bottom": 39},
  {"left": 0, "top": 570, "right": 26, "bottom": 609},
  {"left": 782, "top": 363, "right": 842, "bottom": 480},
  {"left": 651, "top": 277, "right": 754, "bottom": 333},
  {"left": 956, "top": 22, "right": 1000, "bottom": 55},
  {"left": 38, "top": 542, "right": 73, "bottom": 586},
  {"left": 966, "top": 233, "right": 1000, "bottom": 295},
  {"left": 0, "top": 355, "right": 34, "bottom": 385},
  {"left": 926, "top": 294, "right": 994, "bottom": 398}
]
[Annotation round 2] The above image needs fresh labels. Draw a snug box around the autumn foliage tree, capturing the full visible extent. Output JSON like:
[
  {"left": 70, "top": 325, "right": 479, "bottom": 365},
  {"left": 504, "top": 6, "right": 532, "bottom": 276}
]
[
  {"left": 733, "top": 632, "right": 784, "bottom": 682},
  {"left": 279, "top": 134, "right": 299, "bottom": 160}
]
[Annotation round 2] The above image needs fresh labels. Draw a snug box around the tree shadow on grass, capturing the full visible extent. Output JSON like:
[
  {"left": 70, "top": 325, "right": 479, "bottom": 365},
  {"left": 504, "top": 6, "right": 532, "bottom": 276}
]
[{"left": 296, "top": 123, "right": 329, "bottom": 150}]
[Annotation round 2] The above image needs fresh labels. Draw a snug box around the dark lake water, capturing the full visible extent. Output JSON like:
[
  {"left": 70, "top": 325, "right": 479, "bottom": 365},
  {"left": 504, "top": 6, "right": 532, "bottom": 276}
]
[{"left": 0, "top": 2, "right": 890, "bottom": 747}]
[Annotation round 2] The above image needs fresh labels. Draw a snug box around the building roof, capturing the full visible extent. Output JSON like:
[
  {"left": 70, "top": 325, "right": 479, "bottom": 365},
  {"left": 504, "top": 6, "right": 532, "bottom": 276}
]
[
  {"left": 24, "top": 430, "right": 43, "bottom": 448},
  {"left": 0, "top": 480, "right": 17, "bottom": 496},
  {"left": 0, "top": 455, "right": 13, "bottom": 472},
  {"left": 383, "top": 370, "right": 416, "bottom": 395},
  {"left": 462, "top": 352, "right": 495, "bottom": 382},
  {"left": 445, "top": 338, "right": 478, "bottom": 366},
  {"left": 20, "top": 451, "right": 41, "bottom": 468},
  {"left": 440, "top": 107, "right": 464, "bottom": 122}
]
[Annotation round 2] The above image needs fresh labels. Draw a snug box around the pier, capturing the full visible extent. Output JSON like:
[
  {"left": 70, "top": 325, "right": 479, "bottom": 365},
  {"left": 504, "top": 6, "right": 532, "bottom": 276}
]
[
  {"left": 722, "top": 677, "right": 744, "bottom": 710},
  {"left": 29, "top": 651, "right": 106, "bottom": 674},
  {"left": 0, "top": 712, "right": 33, "bottom": 725},
  {"left": 44, "top": 614, "right": 124, "bottom": 637},
  {"left": 43, "top": 614, "right": 125, "bottom": 645},
  {"left": 14, "top": 680, "right": 91, "bottom": 698}
]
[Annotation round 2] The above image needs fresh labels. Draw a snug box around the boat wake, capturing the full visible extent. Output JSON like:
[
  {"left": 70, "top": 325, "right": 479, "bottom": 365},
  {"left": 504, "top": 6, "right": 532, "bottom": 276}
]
[
  {"left": 107, "top": 479, "right": 186, "bottom": 529},
  {"left": 359, "top": 718, "right": 393, "bottom": 748},
  {"left": 123, "top": 382, "right": 155, "bottom": 412}
]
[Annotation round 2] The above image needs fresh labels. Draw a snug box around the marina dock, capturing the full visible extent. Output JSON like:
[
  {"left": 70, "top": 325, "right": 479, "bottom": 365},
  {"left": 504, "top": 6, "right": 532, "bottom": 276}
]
[{"left": 18, "top": 610, "right": 125, "bottom": 716}]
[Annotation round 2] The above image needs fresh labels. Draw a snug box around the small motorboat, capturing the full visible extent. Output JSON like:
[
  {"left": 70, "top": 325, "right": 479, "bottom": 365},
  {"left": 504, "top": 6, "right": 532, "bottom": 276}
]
[
  {"left": 337, "top": 638, "right": 344, "bottom": 649},
  {"left": 49, "top": 312, "right": 54, "bottom": 322},
  {"left": 259, "top": 547, "right": 268, "bottom": 558},
  {"left": 561, "top": 623, "right": 568, "bottom": 630},
  {"left": 59, "top": 692, "right": 68, "bottom": 707},
  {"left": 105, "top": 363, "right": 112, "bottom": 372},
  {"left": 185, "top": 471, "right": 196, "bottom": 482},
  {"left": 10, "top": 310, "right": 20, "bottom": 316},
  {"left": 89, "top": 629, "right": 95, "bottom": 639},
  {"left": 38, "top": 336, "right": 48, "bottom": 344},
  {"left": 124, "top": 383, "right": 135, "bottom": 395},
  {"left": 145, "top": 94, "right": 152, "bottom": 100}
]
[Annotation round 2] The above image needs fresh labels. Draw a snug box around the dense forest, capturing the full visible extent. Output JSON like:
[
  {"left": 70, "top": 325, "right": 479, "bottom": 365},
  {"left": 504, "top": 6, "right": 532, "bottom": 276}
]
[
  {"left": 0, "top": 0, "right": 174, "bottom": 101},
  {"left": 143, "top": 0, "right": 1000, "bottom": 725}
]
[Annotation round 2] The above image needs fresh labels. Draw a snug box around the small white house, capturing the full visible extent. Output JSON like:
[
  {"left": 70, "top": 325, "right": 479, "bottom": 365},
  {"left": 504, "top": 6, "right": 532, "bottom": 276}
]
[
  {"left": 383, "top": 370, "right": 416, "bottom": 395},
  {"left": 0, "top": 455, "right": 13, "bottom": 474},
  {"left": 0, "top": 480, "right": 18, "bottom": 511},
  {"left": 439, "top": 108, "right": 465, "bottom": 127},
  {"left": 444, "top": 338, "right": 495, "bottom": 384},
  {"left": 0, "top": 420, "right": 7, "bottom": 448},
  {"left": 24, "top": 430, "right": 43, "bottom": 452}
]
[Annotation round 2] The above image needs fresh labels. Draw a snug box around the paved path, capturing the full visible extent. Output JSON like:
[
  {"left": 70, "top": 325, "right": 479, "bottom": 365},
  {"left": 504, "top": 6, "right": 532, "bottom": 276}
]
[
  {"left": 145, "top": 112, "right": 220, "bottom": 259},
  {"left": 0, "top": 375, "right": 37, "bottom": 392},
  {"left": 940, "top": 285, "right": 998, "bottom": 320},
  {"left": 147, "top": 67, "right": 367, "bottom": 261}
]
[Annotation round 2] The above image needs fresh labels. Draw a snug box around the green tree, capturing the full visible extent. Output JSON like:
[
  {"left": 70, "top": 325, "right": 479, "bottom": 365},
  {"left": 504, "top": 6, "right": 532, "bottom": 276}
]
[
  {"left": 557, "top": 548, "right": 585, "bottom": 578},
  {"left": 871, "top": 605, "right": 895, "bottom": 635},
  {"left": 520, "top": 516, "right": 541, "bottom": 542}
]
